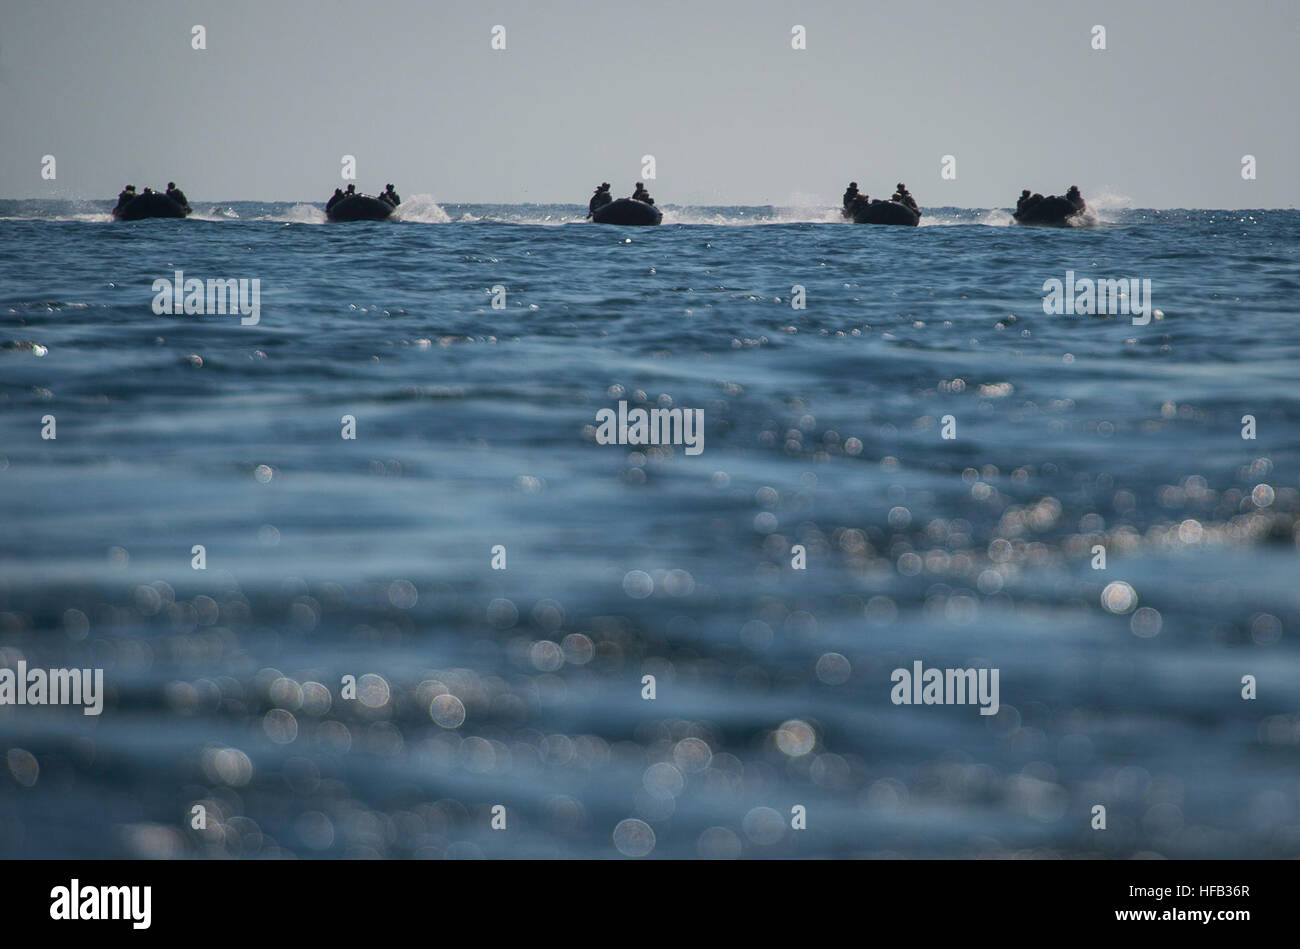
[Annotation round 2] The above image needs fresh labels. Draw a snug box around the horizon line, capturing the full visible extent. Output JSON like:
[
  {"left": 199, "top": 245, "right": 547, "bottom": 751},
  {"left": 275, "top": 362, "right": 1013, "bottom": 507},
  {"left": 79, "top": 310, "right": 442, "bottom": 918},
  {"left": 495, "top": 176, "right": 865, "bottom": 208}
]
[{"left": 1, "top": 197, "right": 1296, "bottom": 212}]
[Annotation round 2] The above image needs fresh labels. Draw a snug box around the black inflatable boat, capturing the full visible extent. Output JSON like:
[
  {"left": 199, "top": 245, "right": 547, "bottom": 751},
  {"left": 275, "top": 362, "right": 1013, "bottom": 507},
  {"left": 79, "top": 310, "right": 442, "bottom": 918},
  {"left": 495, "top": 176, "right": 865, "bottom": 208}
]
[
  {"left": 1013, "top": 193, "right": 1087, "bottom": 226},
  {"left": 326, "top": 194, "right": 396, "bottom": 222},
  {"left": 591, "top": 198, "right": 662, "bottom": 226},
  {"left": 112, "top": 192, "right": 191, "bottom": 221},
  {"left": 851, "top": 199, "right": 920, "bottom": 226}
]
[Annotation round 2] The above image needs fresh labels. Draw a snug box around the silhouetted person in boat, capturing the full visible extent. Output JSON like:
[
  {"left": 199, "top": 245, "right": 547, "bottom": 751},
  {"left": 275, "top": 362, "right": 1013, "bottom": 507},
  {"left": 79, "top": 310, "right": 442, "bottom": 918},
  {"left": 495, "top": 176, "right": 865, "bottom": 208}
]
[
  {"left": 345, "top": 184, "right": 357, "bottom": 199},
  {"left": 165, "top": 181, "right": 190, "bottom": 210},
  {"left": 1065, "top": 185, "right": 1084, "bottom": 210},
  {"left": 588, "top": 182, "right": 612, "bottom": 217},
  {"left": 631, "top": 182, "right": 654, "bottom": 205},
  {"left": 843, "top": 182, "right": 859, "bottom": 211},
  {"left": 141, "top": 187, "right": 157, "bottom": 196},
  {"left": 1017, "top": 191, "right": 1045, "bottom": 214},
  {"left": 892, "top": 182, "right": 918, "bottom": 212},
  {"left": 326, "top": 188, "right": 344, "bottom": 210},
  {"left": 382, "top": 183, "right": 401, "bottom": 206},
  {"left": 114, "top": 185, "right": 137, "bottom": 211}
]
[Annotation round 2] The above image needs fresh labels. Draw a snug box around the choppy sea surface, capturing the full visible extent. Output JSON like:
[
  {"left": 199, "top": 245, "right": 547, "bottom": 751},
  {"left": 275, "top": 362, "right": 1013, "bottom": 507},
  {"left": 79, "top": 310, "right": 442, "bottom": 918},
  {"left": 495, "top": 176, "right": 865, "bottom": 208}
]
[{"left": 1, "top": 199, "right": 1297, "bottom": 859}]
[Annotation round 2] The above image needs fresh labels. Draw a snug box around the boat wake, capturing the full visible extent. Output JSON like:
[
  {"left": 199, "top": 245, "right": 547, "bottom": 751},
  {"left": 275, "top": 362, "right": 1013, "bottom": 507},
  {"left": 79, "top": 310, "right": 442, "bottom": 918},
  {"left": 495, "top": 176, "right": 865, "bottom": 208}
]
[
  {"left": 662, "top": 205, "right": 842, "bottom": 225},
  {"left": 0, "top": 207, "right": 112, "bottom": 223},
  {"left": 975, "top": 209, "right": 1016, "bottom": 227},
  {"left": 391, "top": 194, "right": 451, "bottom": 223},
  {"left": 447, "top": 207, "right": 586, "bottom": 226},
  {"left": 194, "top": 206, "right": 241, "bottom": 221},
  {"left": 280, "top": 203, "right": 327, "bottom": 224},
  {"left": 1080, "top": 187, "right": 1132, "bottom": 224}
]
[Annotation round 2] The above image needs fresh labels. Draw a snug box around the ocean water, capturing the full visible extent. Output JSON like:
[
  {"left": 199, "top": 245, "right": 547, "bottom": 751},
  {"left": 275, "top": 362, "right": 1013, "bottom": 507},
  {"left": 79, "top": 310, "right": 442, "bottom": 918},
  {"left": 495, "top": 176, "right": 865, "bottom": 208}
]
[{"left": 1, "top": 199, "right": 1297, "bottom": 859}]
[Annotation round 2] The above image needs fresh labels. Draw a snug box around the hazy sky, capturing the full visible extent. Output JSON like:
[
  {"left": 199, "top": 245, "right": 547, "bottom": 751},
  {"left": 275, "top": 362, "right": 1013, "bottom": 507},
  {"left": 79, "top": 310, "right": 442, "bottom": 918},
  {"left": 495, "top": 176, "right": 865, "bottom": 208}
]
[{"left": 2, "top": 0, "right": 1295, "bottom": 207}]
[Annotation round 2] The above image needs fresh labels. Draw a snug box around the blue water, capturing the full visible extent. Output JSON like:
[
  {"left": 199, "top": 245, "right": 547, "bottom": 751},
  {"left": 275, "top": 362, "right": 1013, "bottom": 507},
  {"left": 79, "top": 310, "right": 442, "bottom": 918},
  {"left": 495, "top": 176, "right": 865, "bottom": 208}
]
[{"left": 1, "top": 199, "right": 1297, "bottom": 858}]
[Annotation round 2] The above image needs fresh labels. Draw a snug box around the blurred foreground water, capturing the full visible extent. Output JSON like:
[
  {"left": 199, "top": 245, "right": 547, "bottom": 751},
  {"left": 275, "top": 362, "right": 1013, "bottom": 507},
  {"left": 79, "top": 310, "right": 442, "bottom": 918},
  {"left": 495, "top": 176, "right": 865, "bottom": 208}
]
[{"left": 1, "top": 202, "right": 1297, "bottom": 857}]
